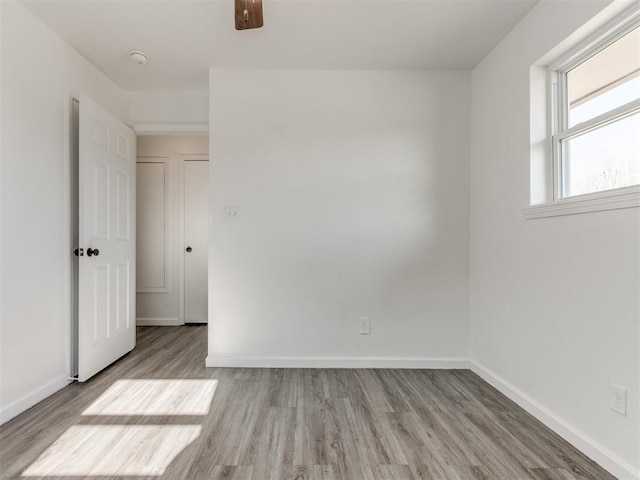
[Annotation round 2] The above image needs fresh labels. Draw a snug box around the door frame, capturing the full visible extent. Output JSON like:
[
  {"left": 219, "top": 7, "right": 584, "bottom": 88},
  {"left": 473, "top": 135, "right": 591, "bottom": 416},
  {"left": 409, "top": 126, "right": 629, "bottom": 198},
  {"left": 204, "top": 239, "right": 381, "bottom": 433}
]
[
  {"left": 179, "top": 154, "right": 209, "bottom": 324},
  {"left": 67, "top": 94, "right": 80, "bottom": 378}
]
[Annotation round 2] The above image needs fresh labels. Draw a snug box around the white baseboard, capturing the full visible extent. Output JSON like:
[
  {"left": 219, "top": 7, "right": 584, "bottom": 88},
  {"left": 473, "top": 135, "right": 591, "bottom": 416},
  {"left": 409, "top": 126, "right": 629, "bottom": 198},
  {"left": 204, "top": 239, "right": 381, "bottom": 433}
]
[
  {"left": 0, "top": 376, "right": 71, "bottom": 426},
  {"left": 470, "top": 361, "right": 640, "bottom": 480},
  {"left": 136, "top": 318, "right": 182, "bottom": 326},
  {"left": 206, "top": 355, "right": 470, "bottom": 369}
]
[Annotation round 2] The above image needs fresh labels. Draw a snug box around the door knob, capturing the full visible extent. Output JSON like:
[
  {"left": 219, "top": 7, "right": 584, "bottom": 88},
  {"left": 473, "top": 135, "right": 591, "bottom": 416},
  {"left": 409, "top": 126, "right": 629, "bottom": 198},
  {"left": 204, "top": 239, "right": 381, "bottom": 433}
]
[
  {"left": 73, "top": 248, "right": 84, "bottom": 257},
  {"left": 186, "top": 246, "right": 192, "bottom": 253},
  {"left": 87, "top": 248, "right": 100, "bottom": 257}
]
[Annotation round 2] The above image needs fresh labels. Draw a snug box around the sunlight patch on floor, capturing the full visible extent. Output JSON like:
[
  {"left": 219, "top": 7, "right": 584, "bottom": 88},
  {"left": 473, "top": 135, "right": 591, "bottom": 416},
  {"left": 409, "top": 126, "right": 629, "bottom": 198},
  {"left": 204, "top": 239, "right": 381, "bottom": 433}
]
[
  {"left": 21, "top": 425, "right": 201, "bottom": 476},
  {"left": 82, "top": 379, "right": 218, "bottom": 416}
]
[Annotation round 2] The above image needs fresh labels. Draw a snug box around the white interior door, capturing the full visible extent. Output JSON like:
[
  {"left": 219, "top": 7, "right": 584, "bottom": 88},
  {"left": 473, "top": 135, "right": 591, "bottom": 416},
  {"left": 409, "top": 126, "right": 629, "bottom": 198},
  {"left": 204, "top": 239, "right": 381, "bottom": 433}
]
[
  {"left": 78, "top": 95, "right": 136, "bottom": 382},
  {"left": 184, "top": 160, "right": 209, "bottom": 324}
]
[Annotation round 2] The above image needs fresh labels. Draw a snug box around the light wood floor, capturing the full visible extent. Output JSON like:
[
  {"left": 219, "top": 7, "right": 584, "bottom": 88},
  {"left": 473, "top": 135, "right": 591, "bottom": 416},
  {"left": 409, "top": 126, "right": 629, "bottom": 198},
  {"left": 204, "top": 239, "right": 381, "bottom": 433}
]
[{"left": 0, "top": 326, "right": 615, "bottom": 480}]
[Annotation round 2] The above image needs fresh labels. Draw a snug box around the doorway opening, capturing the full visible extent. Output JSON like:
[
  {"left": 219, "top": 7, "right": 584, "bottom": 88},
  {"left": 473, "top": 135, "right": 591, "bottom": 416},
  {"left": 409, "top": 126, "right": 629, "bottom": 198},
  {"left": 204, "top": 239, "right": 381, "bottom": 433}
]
[
  {"left": 70, "top": 109, "right": 209, "bottom": 383},
  {"left": 135, "top": 135, "right": 209, "bottom": 326}
]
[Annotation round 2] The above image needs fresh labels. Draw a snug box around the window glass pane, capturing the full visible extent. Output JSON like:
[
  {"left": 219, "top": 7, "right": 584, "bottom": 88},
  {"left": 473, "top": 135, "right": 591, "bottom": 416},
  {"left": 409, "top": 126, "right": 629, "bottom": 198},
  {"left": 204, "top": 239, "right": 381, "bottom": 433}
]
[
  {"left": 570, "top": 76, "right": 640, "bottom": 126},
  {"left": 568, "top": 26, "right": 640, "bottom": 127},
  {"left": 562, "top": 112, "right": 640, "bottom": 197}
]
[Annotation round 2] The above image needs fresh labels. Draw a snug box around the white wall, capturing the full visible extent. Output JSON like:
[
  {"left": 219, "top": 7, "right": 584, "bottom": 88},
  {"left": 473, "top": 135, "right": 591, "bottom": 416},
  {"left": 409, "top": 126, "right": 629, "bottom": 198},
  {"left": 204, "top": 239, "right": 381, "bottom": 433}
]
[
  {"left": 208, "top": 69, "right": 471, "bottom": 367},
  {"left": 0, "top": 1, "right": 129, "bottom": 423},
  {"left": 136, "top": 135, "right": 208, "bottom": 325},
  {"left": 470, "top": 1, "right": 639, "bottom": 478},
  {"left": 127, "top": 91, "right": 208, "bottom": 127}
]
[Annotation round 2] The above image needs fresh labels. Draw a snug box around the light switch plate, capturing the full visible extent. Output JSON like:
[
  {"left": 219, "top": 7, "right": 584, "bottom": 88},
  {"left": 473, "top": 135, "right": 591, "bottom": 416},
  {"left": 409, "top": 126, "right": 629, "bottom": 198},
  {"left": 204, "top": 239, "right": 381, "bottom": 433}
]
[
  {"left": 359, "top": 317, "right": 370, "bottom": 335},
  {"left": 225, "top": 206, "right": 240, "bottom": 219},
  {"left": 611, "top": 384, "right": 627, "bottom": 416}
]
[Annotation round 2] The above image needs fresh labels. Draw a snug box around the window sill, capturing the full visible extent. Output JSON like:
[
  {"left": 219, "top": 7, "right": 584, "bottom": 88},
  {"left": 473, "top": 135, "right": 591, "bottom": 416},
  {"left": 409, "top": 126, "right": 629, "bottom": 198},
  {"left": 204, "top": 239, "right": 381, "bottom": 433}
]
[{"left": 523, "top": 187, "right": 640, "bottom": 219}]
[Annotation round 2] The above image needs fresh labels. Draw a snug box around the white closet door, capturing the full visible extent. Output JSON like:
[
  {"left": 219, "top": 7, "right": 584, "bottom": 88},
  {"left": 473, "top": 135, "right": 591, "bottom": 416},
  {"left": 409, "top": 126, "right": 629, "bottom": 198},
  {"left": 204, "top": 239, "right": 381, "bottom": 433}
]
[
  {"left": 78, "top": 95, "right": 136, "bottom": 382},
  {"left": 184, "top": 160, "right": 209, "bottom": 324}
]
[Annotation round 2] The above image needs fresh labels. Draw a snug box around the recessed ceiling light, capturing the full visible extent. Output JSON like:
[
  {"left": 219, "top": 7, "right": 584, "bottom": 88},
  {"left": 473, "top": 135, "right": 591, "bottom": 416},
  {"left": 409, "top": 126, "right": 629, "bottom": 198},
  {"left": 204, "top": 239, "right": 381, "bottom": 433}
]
[{"left": 129, "top": 50, "right": 149, "bottom": 65}]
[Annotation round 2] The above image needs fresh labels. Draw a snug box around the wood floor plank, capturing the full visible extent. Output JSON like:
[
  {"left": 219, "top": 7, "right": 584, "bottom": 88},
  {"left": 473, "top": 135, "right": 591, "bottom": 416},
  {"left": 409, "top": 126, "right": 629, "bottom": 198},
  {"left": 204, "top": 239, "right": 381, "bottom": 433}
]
[
  {"left": 374, "top": 464, "right": 417, "bottom": 480},
  {"left": 0, "top": 326, "right": 617, "bottom": 480},
  {"left": 384, "top": 412, "right": 451, "bottom": 471},
  {"left": 527, "top": 468, "right": 581, "bottom": 480}
]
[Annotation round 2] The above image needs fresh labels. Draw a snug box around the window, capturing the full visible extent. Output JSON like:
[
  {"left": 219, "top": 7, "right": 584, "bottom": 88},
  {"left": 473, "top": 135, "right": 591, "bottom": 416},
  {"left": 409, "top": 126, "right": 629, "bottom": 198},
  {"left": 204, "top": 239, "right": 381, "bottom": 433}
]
[{"left": 550, "top": 11, "right": 639, "bottom": 200}]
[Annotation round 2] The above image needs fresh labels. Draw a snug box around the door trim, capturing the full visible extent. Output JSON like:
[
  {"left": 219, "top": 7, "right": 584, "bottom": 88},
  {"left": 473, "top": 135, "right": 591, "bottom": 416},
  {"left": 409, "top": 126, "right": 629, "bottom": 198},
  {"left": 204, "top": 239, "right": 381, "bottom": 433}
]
[{"left": 69, "top": 97, "right": 80, "bottom": 377}]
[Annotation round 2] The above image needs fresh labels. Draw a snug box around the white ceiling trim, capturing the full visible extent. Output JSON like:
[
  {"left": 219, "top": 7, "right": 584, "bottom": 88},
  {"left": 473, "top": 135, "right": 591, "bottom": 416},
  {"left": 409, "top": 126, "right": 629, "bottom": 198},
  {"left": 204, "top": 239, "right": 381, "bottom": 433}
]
[{"left": 133, "top": 124, "right": 210, "bottom": 135}]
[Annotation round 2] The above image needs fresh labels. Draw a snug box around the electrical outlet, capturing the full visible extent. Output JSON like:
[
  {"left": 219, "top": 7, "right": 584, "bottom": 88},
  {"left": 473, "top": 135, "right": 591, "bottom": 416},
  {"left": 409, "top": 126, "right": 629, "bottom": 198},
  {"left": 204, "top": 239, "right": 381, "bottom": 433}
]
[
  {"left": 611, "top": 384, "right": 627, "bottom": 416},
  {"left": 359, "top": 317, "right": 370, "bottom": 335},
  {"left": 225, "top": 206, "right": 240, "bottom": 219}
]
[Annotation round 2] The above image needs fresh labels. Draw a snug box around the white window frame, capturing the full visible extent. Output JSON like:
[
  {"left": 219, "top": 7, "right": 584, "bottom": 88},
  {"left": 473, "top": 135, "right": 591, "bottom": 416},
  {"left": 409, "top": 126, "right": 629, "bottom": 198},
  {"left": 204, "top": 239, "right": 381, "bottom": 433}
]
[{"left": 525, "top": 6, "right": 640, "bottom": 219}]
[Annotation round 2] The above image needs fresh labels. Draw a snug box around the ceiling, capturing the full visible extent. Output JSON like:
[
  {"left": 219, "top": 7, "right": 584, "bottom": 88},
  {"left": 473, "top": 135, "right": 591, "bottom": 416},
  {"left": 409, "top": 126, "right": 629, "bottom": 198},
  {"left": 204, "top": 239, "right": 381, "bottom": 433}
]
[{"left": 23, "top": 0, "right": 537, "bottom": 92}]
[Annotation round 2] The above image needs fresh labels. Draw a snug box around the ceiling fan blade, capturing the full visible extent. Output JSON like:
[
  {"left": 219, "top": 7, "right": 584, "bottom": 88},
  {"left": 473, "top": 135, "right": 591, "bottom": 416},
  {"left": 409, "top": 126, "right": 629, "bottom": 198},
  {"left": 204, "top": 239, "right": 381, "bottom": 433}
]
[{"left": 235, "top": 0, "right": 264, "bottom": 30}]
